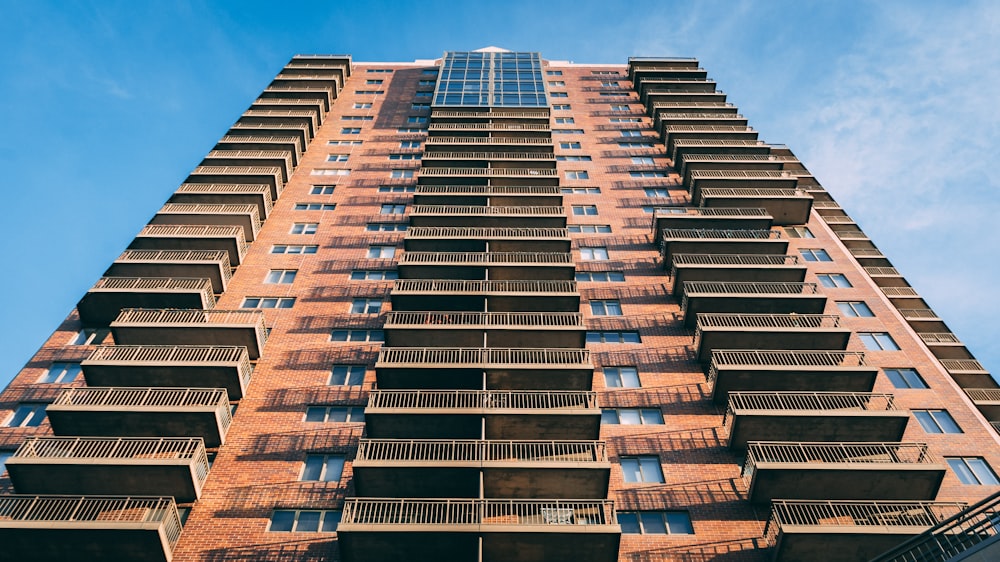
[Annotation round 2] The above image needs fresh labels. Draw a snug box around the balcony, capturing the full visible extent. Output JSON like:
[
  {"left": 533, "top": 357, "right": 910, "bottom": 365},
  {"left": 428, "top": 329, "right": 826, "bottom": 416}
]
[
  {"left": 641, "top": 89, "right": 727, "bottom": 106},
  {"left": 708, "top": 350, "right": 877, "bottom": 404},
  {"left": 184, "top": 165, "right": 284, "bottom": 200},
  {"left": 940, "top": 359, "right": 993, "bottom": 388},
  {"left": 77, "top": 277, "right": 216, "bottom": 326},
  {"left": 422, "top": 151, "right": 556, "bottom": 164},
  {"left": 404, "top": 227, "right": 570, "bottom": 253},
  {"left": 686, "top": 167, "right": 798, "bottom": 197},
  {"left": 338, "top": 499, "right": 620, "bottom": 562},
  {"left": 864, "top": 266, "right": 908, "bottom": 288},
  {"left": 391, "top": 279, "right": 579, "bottom": 312},
  {"left": 670, "top": 139, "right": 771, "bottom": 168},
  {"left": 383, "top": 312, "right": 585, "bottom": 348},
  {"left": 365, "top": 389, "right": 600, "bottom": 440},
  {"left": 699, "top": 187, "right": 813, "bottom": 226},
  {"left": 660, "top": 229, "right": 787, "bottom": 264},
  {"left": 201, "top": 150, "right": 294, "bottom": 181},
  {"left": 0, "top": 495, "right": 182, "bottom": 562},
  {"left": 635, "top": 78, "right": 718, "bottom": 98},
  {"left": 765, "top": 500, "right": 965, "bottom": 562},
  {"left": 744, "top": 442, "right": 945, "bottom": 503},
  {"left": 261, "top": 84, "right": 336, "bottom": 110},
  {"left": 239, "top": 109, "right": 318, "bottom": 137},
  {"left": 965, "top": 388, "right": 1000, "bottom": 420},
  {"left": 250, "top": 98, "right": 324, "bottom": 126},
  {"left": 680, "top": 282, "right": 826, "bottom": 327},
  {"left": 424, "top": 136, "right": 554, "bottom": 149},
  {"left": 652, "top": 208, "right": 773, "bottom": 239},
  {"left": 129, "top": 224, "right": 247, "bottom": 266},
  {"left": 417, "top": 168, "right": 561, "bottom": 186},
  {"left": 413, "top": 184, "right": 562, "bottom": 206},
  {"left": 110, "top": 309, "right": 267, "bottom": 359},
  {"left": 654, "top": 112, "right": 749, "bottom": 135},
  {"left": 897, "top": 308, "right": 948, "bottom": 332},
  {"left": 627, "top": 60, "right": 705, "bottom": 81},
  {"left": 677, "top": 152, "right": 799, "bottom": 181},
  {"left": 427, "top": 122, "right": 551, "bottom": 131},
  {"left": 106, "top": 250, "right": 232, "bottom": 294},
  {"left": 695, "top": 313, "right": 850, "bottom": 362},
  {"left": 353, "top": 439, "right": 609, "bottom": 498},
  {"left": 171, "top": 183, "right": 273, "bottom": 219},
  {"left": 47, "top": 387, "right": 233, "bottom": 447},
  {"left": 669, "top": 254, "right": 806, "bottom": 290},
  {"left": 6, "top": 437, "right": 210, "bottom": 502},
  {"left": 375, "top": 347, "right": 593, "bottom": 391},
  {"left": 430, "top": 110, "right": 550, "bottom": 120},
  {"left": 408, "top": 205, "right": 566, "bottom": 228},
  {"left": 150, "top": 203, "right": 261, "bottom": 242},
  {"left": 398, "top": 251, "right": 575, "bottom": 281},
  {"left": 725, "top": 392, "right": 908, "bottom": 451},
  {"left": 663, "top": 125, "right": 758, "bottom": 152},
  {"left": 215, "top": 135, "right": 302, "bottom": 165},
  {"left": 82, "top": 345, "right": 252, "bottom": 400}
]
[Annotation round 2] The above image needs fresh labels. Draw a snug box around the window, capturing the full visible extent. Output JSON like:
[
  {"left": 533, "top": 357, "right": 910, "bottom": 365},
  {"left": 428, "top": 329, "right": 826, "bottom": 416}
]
[
  {"left": 351, "top": 299, "right": 382, "bottom": 314},
  {"left": 350, "top": 270, "right": 398, "bottom": 281},
  {"left": 353, "top": 102, "right": 373, "bottom": 109},
  {"left": 406, "top": 116, "right": 428, "bottom": 124},
  {"left": 294, "top": 203, "right": 336, "bottom": 211},
  {"left": 641, "top": 206, "right": 685, "bottom": 214},
  {"left": 329, "top": 365, "right": 367, "bottom": 386},
  {"left": 572, "top": 205, "right": 598, "bottom": 215},
  {"left": 365, "top": 79, "right": 383, "bottom": 85},
  {"left": 290, "top": 223, "right": 318, "bottom": 234},
  {"left": 305, "top": 406, "right": 365, "bottom": 423},
  {"left": 380, "top": 204, "right": 406, "bottom": 214},
  {"left": 414, "top": 90, "right": 431, "bottom": 98},
  {"left": 341, "top": 115, "right": 373, "bottom": 121},
  {"left": 389, "top": 154, "right": 421, "bottom": 160},
  {"left": 331, "top": 330, "right": 385, "bottom": 343},
  {"left": 0, "top": 450, "right": 11, "bottom": 476},
  {"left": 550, "top": 92, "right": 569, "bottom": 98},
  {"left": 786, "top": 226, "right": 815, "bottom": 238},
  {"left": 265, "top": 270, "right": 297, "bottom": 284},
  {"left": 603, "top": 408, "right": 662, "bottom": 424},
  {"left": 310, "top": 185, "right": 335, "bottom": 195},
  {"left": 621, "top": 455, "right": 664, "bottom": 483},
  {"left": 411, "top": 103, "right": 430, "bottom": 110},
  {"left": 271, "top": 245, "right": 318, "bottom": 254},
  {"left": 568, "top": 224, "right": 611, "bottom": 233},
  {"left": 837, "top": 301, "right": 874, "bottom": 317},
  {"left": 390, "top": 170, "right": 415, "bottom": 179},
  {"left": 553, "top": 104, "right": 571, "bottom": 110},
  {"left": 400, "top": 141, "right": 421, "bottom": 148},
  {"left": 599, "top": 92, "right": 629, "bottom": 97},
  {"left": 885, "top": 368, "right": 927, "bottom": 389},
  {"left": 554, "top": 129, "right": 585, "bottom": 135},
  {"left": 556, "top": 155, "right": 592, "bottom": 161},
  {"left": 618, "top": 512, "right": 694, "bottom": 535},
  {"left": 817, "top": 273, "right": 852, "bottom": 288},
  {"left": 611, "top": 117, "right": 642, "bottom": 123},
  {"left": 268, "top": 510, "right": 341, "bottom": 532},
  {"left": 397, "top": 128, "right": 424, "bottom": 133},
  {"left": 378, "top": 185, "right": 415, "bottom": 193},
  {"left": 591, "top": 300, "right": 623, "bottom": 316},
  {"left": 366, "top": 223, "right": 407, "bottom": 232},
  {"left": 587, "top": 331, "right": 640, "bottom": 343},
  {"left": 69, "top": 328, "right": 107, "bottom": 346},
  {"left": 340, "top": 127, "right": 361, "bottom": 134},
  {"left": 39, "top": 362, "right": 81, "bottom": 383},
  {"left": 644, "top": 188, "right": 671, "bottom": 197},
  {"left": 610, "top": 104, "right": 630, "bottom": 111},
  {"left": 603, "top": 366, "right": 639, "bottom": 387},
  {"left": 327, "top": 140, "right": 362, "bottom": 146},
  {"left": 620, "top": 130, "right": 643, "bottom": 137},
  {"left": 631, "top": 157, "right": 655, "bottom": 164},
  {"left": 546, "top": 70, "right": 563, "bottom": 76},
  {"left": 366, "top": 68, "right": 392, "bottom": 73},
  {"left": 562, "top": 187, "right": 601, "bottom": 194},
  {"left": 618, "top": 142, "right": 655, "bottom": 148},
  {"left": 559, "top": 142, "right": 581, "bottom": 149},
  {"left": 301, "top": 454, "right": 345, "bottom": 482},
  {"left": 554, "top": 117, "right": 575, "bottom": 124},
  {"left": 421, "top": 69, "right": 437, "bottom": 75},
  {"left": 242, "top": 297, "right": 295, "bottom": 309},
  {"left": 630, "top": 171, "right": 666, "bottom": 178},
  {"left": 311, "top": 169, "right": 350, "bottom": 176},
  {"left": 5, "top": 404, "right": 47, "bottom": 427},
  {"left": 327, "top": 154, "right": 349, "bottom": 162},
  {"left": 600, "top": 81, "right": 619, "bottom": 87},
  {"left": 914, "top": 410, "right": 962, "bottom": 434},
  {"left": 948, "top": 458, "right": 1000, "bottom": 485},
  {"left": 859, "top": 332, "right": 901, "bottom": 351},
  {"left": 593, "top": 71, "right": 620, "bottom": 75},
  {"left": 800, "top": 249, "right": 832, "bottom": 262},
  {"left": 418, "top": 80, "right": 435, "bottom": 86},
  {"left": 367, "top": 246, "right": 396, "bottom": 259},
  {"left": 576, "top": 271, "right": 624, "bottom": 282},
  {"left": 580, "top": 247, "right": 609, "bottom": 260}
]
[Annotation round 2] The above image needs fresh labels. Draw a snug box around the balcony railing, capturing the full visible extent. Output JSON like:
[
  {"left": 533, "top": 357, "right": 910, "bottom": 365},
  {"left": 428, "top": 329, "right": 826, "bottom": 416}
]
[
  {"left": 377, "top": 347, "right": 591, "bottom": 367},
  {"left": 683, "top": 281, "right": 818, "bottom": 295},
  {"left": 113, "top": 307, "right": 264, "bottom": 328},
  {"left": 697, "top": 313, "right": 841, "bottom": 329},
  {"left": 418, "top": 168, "right": 560, "bottom": 177},
  {"left": 431, "top": 110, "right": 550, "bottom": 118},
  {"left": 765, "top": 500, "right": 966, "bottom": 543},
  {"left": 367, "top": 389, "right": 597, "bottom": 410},
  {"left": 89, "top": 276, "right": 215, "bottom": 297},
  {"left": 393, "top": 279, "right": 577, "bottom": 294},
  {"left": 414, "top": 185, "right": 560, "bottom": 194},
  {"left": 940, "top": 359, "right": 988, "bottom": 373},
  {"left": 726, "top": 391, "right": 897, "bottom": 418},
  {"left": 54, "top": 385, "right": 230, "bottom": 417},
  {"left": 399, "top": 252, "right": 573, "bottom": 265},
  {"left": 410, "top": 205, "right": 564, "bottom": 215},
  {"left": 666, "top": 125, "right": 753, "bottom": 133},
  {"left": 671, "top": 254, "right": 799, "bottom": 266},
  {"left": 406, "top": 227, "right": 568, "bottom": 238},
  {"left": 744, "top": 442, "right": 936, "bottom": 480},
  {"left": 710, "top": 350, "right": 867, "bottom": 385},
  {"left": 383, "top": 311, "right": 583, "bottom": 328},
  {"left": 880, "top": 287, "right": 920, "bottom": 297},
  {"left": 355, "top": 439, "right": 607, "bottom": 463},
  {"left": 656, "top": 207, "right": 770, "bottom": 218},
  {"left": 424, "top": 136, "right": 553, "bottom": 145},
  {"left": 661, "top": 228, "right": 781, "bottom": 240},
  {"left": 13, "top": 436, "right": 210, "bottom": 481},
  {"left": 136, "top": 224, "right": 248, "bottom": 258},
  {"left": 964, "top": 388, "right": 1000, "bottom": 401},
  {"left": 672, "top": 139, "right": 769, "bottom": 147},
  {"left": 898, "top": 308, "right": 940, "bottom": 320},
  {"left": 115, "top": 249, "right": 231, "bottom": 266},
  {"left": 865, "top": 266, "right": 902, "bottom": 276},
  {"left": 919, "top": 332, "right": 961, "bottom": 344},
  {"left": 86, "top": 344, "right": 253, "bottom": 388},
  {"left": 190, "top": 165, "right": 284, "bottom": 177},
  {"left": 700, "top": 187, "right": 808, "bottom": 198},
  {"left": 341, "top": 498, "right": 616, "bottom": 526},
  {"left": 427, "top": 123, "right": 551, "bottom": 130},
  {"left": 422, "top": 151, "right": 555, "bottom": 160}
]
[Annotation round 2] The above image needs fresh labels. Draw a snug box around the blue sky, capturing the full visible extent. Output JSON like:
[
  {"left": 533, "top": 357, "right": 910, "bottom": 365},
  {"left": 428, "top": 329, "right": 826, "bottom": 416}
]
[{"left": 1, "top": 0, "right": 998, "bottom": 387}]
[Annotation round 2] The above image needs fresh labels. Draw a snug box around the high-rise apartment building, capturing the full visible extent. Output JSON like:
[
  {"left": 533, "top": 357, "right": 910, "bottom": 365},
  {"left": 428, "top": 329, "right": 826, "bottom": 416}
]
[{"left": 1, "top": 48, "right": 998, "bottom": 562}]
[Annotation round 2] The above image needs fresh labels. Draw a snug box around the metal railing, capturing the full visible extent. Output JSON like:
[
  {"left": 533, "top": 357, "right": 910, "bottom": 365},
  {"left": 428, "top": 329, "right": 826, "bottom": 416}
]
[
  {"left": 190, "top": 165, "right": 284, "bottom": 176},
  {"left": 725, "top": 391, "right": 897, "bottom": 427},
  {"left": 676, "top": 153, "right": 796, "bottom": 163},
  {"left": 850, "top": 248, "right": 885, "bottom": 257},
  {"left": 264, "top": 84, "right": 335, "bottom": 92},
  {"left": 355, "top": 439, "right": 607, "bottom": 463},
  {"left": 376, "top": 347, "right": 591, "bottom": 367},
  {"left": 424, "top": 136, "right": 553, "bottom": 145},
  {"left": 430, "top": 110, "right": 550, "bottom": 118},
  {"left": 657, "top": 112, "right": 745, "bottom": 121},
  {"left": 86, "top": 345, "right": 252, "bottom": 387},
  {"left": 410, "top": 205, "right": 564, "bottom": 215},
  {"left": 765, "top": 500, "right": 966, "bottom": 546},
  {"left": 965, "top": 389, "right": 1000, "bottom": 401},
  {"left": 392, "top": 279, "right": 577, "bottom": 294},
  {"left": 690, "top": 170, "right": 794, "bottom": 180},
  {"left": 422, "top": 151, "right": 555, "bottom": 160},
  {"left": 341, "top": 499, "right": 616, "bottom": 527},
  {"left": 822, "top": 216, "right": 856, "bottom": 224},
  {"left": 413, "top": 185, "right": 560, "bottom": 194},
  {"left": 406, "top": 227, "right": 568, "bottom": 238},
  {"left": 217, "top": 135, "right": 301, "bottom": 145},
  {"left": 672, "top": 139, "right": 768, "bottom": 147},
  {"left": 655, "top": 207, "right": 770, "bottom": 218},
  {"left": 173, "top": 183, "right": 275, "bottom": 214},
  {"left": 651, "top": 101, "right": 734, "bottom": 109},
  {"left": 52, "top": 387, "right": 232, "bottom": 431},
  {"left": 882, "top": 287, "right": 920, "bottom": 297},
  {"left": 918, "top": 333, "right": 960, "bottom": 344},
  {"left": 427, "top": 123, "right": 551, "bottom": 130},
  {"left": 899, "top": 309, "right": 940, "bottom": 320},
  {"left": 112, "top": 307, "right": 265, "bottom": 330},
  {"left": 697, "top": 313, "right": 840, "bottom": 329},
  {"left": 661, "top": 228, "right": 781, "bottom": 240},
  {"left": 399, "top": 252, "right": 573, "bottom": 265},
  {"left": 835, "top": 230, "right": 868, "bottom": 239},
  {"left": 367, "top": 389, "right": 597, "bottom": 410},
  {"left": 709, "top": 350, "right": 867, "bottom": 386},
  {"left": 383, "top": 311, "right": 582, "bottom": 327},
  {"left": 671, "top": 253, "right": 799, "bottom": 266},
  {"left": 116, "top": 248, "right": 231, "bottom": 266},
  {"left": 683, "top": 281, "right": 818, "bottom": 295},
  {"left": 136, "top": 224, "right": 248, "bottom": 257},
  {"left": 205, "top": 149, "right": 293, "bottom": 159},
  {"left": 940, "top": 359, "right": 988, "bottom": 372},
  {"left": 0, "top": 495, "right": 182, "bottom": 550},
  {"left": 418, "top": 168, "right": 560, "bottom": 177},
  {"left": 700, "top": 188, "right": 809, "bottom": 198},
  {"left": 14, "top": 437, "right": 210, "bottom": 482},
  {"left": 157, "top": 203, "right": 261, "bottom": 231},
  {"left": 865, "top": 266, "right": 902, "bottom": 276},
  {"left": 744, "top": 442, "right": 935, "bottom": 481},
  {"left": 91, "top": 276, "right": 215, "bottom": 294}
]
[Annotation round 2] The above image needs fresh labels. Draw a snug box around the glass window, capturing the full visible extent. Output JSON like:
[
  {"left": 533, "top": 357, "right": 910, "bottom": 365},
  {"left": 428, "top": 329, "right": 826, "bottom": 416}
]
[
  {"left": 330, "top": 330, "right": 384, "bottom": 343},
  {"left": 572, "top": 205, "right": 598, "bottom": 215},
  {"left": 644, "top": 188, "right": 670, "bottom": 197},
  {"left": 837, "top": 301, "right": 874, "bottom": 317},
  {"left": 265, "top": 270, "right": 297, "bottom": 284},
  {"left": 562, "top": 187, "right": 600, "bottom": 194},
  {"left": 948, "top": 458, "right": 1000, "bottom": 485},
  {"left": 367, "top": 246, "right": 396, "bottom": 259},
  {"left": 271, "top": 245, "right": 318, "bottom": 254},
  {"left": 389, "top": 154, "right": 421, "bottom": 161},
  {"left": 310, "top": 185, "right": 336, "bottom": 195},
  {"left": 554, "top": 117, "right": 574, "bottom": 124},
  {"left": 884, "top": 368, "right": 927, "bottom": 389},
  {"left": 630, "top": 171, "right": 666, "bottom": 178},
  {"left": 327, "top": 140, "right": 362, "bottom": 146},
  {"left": 631, "top": 157, "right": 655, "bottom": 165},
  {"left": 366, "top": 223, "right": 407, "bottom": 232},
  {"left": 69, "top": 328, "right": 108, "bottom": 346},
  {"left": 5, "top": 404, "right": 47, "bottom": 427},
  {"left": 553, "top": 104, "right": 571, "bottom": 110},
  {"left": 390, "top": 170, "right": 415, "bottom": 179},
  {"left": 620, "top": 130, "right": 643, "bottom": 137},
  {"left": 800, "top": 249, "right": 832, "bottom": 262},
  {"left": 602, "top": 408, "right": 662, "bottom": 424},
  {"left": 576, "top": 272, "right": 625, "bottom": 282},
  {"left": 406, "top": 116, "right": 428, "bottom": 124},
  {"left": 301, "top": 455, "right": 346, "bottom": 482},
  {"left": 290, "top": 223, "right": 318, "bottom": 235},
  {"left": 610, "top": 104, "right": 630, "bottom": 111},
  {"left": 268, "top": 510, "right": 341, "bottom": 532},
  {"left": 381, "top": 204, "right": 406, "bottom": 214},
  {"left": 591, "top": 300, "right": 623, "bottom": 316},
  {"left": 786, "top": 226, "right": 815, "bottom": 238},
  {"left": 341, "top": 116, "right": 372, "bottom": 121},
  {"left": 400, "top": 141, "right": 421, "bottom": 148},
  {"left": 604, "top": 366, "right": 639, "bottom": 387},
  {"left": 621, "top": 456, "right": 664, "bottom": 483},
  {"left": 556, "top": 155, "right": 592, "bottom": 161},
  {"left": 568, "top": 225, "right": 611, "bottom": 233},
  {"left": 817, "top": 274, "right": 852, "bottom": 288},
  {"left": 353, "top": 102, "right": 372, "bottom": 108},
  {"left": 580, "top": 247, "right": 609, "bottom": 260},
  {"left": 351, "top": 299, "right": 382, "bottom": 314},
  {"left": 859, "top": 332, "right": 901, "bottom": 351},
  {"left": 546, "top": 70, "right": 563, "bottom": 76},
  {"left": 340, "top": 128, "right": 361, "bottom": 134},
  {"left": 913, "top": 410, "right": 962, "bottom": 434},
  {"left": 350, "top": 270, "right": 398, "bottom": 281},
  {"left": 619, "top": 142, "right": 655, "bottom": 148},
  {"left": 39, "top": 362, "right": 81, "bottom": 384},
  {"left": 378, "top": 186, "right": 416, "bottom": 193},
  {"left": 611, "top": 117, "right": 642, "bottom": 123},
  {"left": 329, "top": 365, "right": 367, "bottom": 385},
  {"left": 241, "top": 297, "right": 295, "bottom": 309},
  {"left": 560, "top": 142, "right": 581, "bottom": 149},
  {"left": 305, "top": 406, "right": 364, "bottom": 423},
  {"left": 555, "top": 129, "right": 585, "bottom": 135},
  {"left": 618, "top": 512, "right": 694, "bottom": 534},
  {"left": 587, "top": 331, "right": 640, "bottom": 343}
]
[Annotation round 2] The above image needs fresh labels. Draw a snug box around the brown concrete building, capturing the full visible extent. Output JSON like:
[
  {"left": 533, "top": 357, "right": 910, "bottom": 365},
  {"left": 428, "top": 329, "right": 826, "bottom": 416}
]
[{"left": 1, "top": 48, "right": 998, "bottom": 562}]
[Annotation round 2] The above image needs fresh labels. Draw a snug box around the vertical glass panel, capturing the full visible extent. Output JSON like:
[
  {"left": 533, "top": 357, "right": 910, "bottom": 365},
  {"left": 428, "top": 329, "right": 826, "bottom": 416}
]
[
  {"left": 617, "top": 513, "right": 640, "bottom": 533},
  {"left": 640, "top": 512, "right": 667, "bottom": 534},
  {"left": 619, "top": 409, "right": 642, "bottom": 425},
  {"left": 296, "top": 511, "right": 321, "bottom": 532},
  {"left": 665, "top": 512, "right": 695, "bottom": 534}
]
